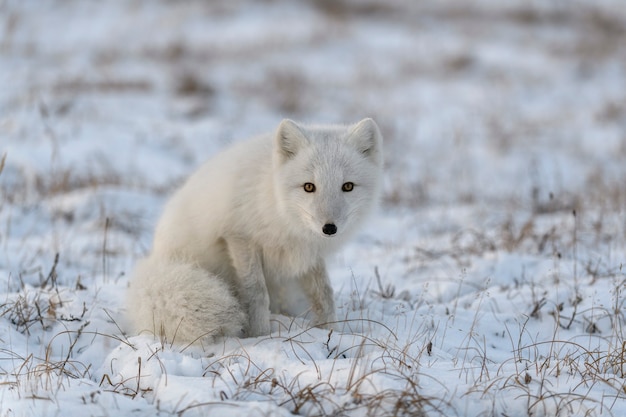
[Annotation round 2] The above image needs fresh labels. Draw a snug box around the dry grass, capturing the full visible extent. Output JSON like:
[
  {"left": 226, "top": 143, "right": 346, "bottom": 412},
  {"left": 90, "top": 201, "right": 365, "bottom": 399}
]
[
  {"left": 2, "top": 1, "right": 626, "bottom": 415},
  {"left": 90, "top": 282, "right": 626, "bottom": 416},
  {"left": 3, "top": 168, "right": 626, "bottom": 417},
  {"left": 4, "top": 130, "right": 626, "bottom": 417},
  {"left": 95, "top": 320, "right": 449, "bottom": 417}
]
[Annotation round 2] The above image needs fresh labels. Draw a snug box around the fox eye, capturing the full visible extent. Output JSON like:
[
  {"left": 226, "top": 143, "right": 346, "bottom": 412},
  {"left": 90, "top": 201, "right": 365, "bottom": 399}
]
[
  {"left": 342, "top": 182, "right": 354, "bottom": 192},
  {"left": 303, "top": 183, "right": 316, "bottom": 193}
]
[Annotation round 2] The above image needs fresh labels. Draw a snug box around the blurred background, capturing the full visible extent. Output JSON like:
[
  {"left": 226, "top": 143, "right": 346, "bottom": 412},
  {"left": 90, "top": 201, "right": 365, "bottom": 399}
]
[{"left": 2, "top": 0, "right": 626, "bottom": 236}]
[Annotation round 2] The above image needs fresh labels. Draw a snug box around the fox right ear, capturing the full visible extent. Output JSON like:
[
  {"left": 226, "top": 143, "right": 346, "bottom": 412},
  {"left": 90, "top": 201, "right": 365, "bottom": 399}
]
[
  {"left": 347, "top": 118, "right": 383, "bottom": 165},
  {"left": 275, "top": 119, "right": 308, "bottom": 161}
]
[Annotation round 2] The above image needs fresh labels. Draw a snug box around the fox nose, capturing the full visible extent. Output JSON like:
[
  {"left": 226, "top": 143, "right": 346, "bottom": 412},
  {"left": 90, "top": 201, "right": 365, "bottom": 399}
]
[{"left": 322, "top": 223, "right": 337, "bottom": 236}]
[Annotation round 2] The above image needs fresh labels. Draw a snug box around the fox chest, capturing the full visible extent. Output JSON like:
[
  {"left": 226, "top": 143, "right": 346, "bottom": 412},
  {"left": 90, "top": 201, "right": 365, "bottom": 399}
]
[{"left": 261, "top": 244, "right": 321, "bottom": 282}]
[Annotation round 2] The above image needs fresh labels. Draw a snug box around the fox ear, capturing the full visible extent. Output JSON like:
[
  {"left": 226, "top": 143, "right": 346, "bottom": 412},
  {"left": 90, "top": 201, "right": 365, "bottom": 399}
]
[
  {"left": 275, "top": 119, "right": 309, "bottom": 161},
  {"left": 347, "top": 118, "right": 383, "bottom": 163}
]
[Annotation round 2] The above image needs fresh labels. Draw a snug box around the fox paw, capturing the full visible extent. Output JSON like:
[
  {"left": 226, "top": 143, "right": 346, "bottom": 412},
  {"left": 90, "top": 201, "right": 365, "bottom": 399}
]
[
  {"left": 314, "top": 312, "right": 338, "bottom": 330},
  {"left": 246, "top": 312, "right": 271, "bottom": 337}
]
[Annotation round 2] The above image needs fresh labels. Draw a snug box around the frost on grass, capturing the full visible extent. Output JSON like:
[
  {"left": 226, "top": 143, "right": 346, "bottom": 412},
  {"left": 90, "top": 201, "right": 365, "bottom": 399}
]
[{"left": 2, "top": 0, "right": 626, "bottom": 416}]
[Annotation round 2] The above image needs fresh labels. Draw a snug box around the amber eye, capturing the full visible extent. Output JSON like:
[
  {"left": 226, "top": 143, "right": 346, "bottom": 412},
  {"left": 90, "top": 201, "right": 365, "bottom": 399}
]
[
  {"left": 342, "top": 182, "right": 354, "bottom": 192},
  {"left": 303, "top": 183, "right": 316, "bottom": 193}
]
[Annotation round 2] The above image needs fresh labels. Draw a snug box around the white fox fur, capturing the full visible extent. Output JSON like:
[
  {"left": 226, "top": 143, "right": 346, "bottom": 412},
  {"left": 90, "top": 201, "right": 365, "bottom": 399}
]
[{"left": 126, "top": 118, "right": 383, "bottom": 344}]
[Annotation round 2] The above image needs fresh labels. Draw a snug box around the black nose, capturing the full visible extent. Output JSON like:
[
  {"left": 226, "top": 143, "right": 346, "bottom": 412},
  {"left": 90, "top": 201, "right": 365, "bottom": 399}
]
[{"left": 322, "top": 223, "right": 337, "bottom": 235}]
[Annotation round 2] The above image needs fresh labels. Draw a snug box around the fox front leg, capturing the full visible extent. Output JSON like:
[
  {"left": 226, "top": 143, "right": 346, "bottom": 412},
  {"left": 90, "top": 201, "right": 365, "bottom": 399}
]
[
  {"left": 301, "top": 262, "right": 338, "bottom": 329},
  {"left": 227, "top": 238, "right": 271, "bottom": 337}
]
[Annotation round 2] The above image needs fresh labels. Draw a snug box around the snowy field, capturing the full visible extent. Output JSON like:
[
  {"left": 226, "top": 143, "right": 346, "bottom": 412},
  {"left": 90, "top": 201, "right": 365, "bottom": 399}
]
[{"left": 2, "top": 1, "right": 626, "bottom": 416}]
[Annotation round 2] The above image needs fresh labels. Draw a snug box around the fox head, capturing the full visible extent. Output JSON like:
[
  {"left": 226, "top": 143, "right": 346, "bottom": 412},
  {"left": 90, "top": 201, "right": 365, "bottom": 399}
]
[{"left": 273, "top": 118, "right": 383, "bottom": 243}]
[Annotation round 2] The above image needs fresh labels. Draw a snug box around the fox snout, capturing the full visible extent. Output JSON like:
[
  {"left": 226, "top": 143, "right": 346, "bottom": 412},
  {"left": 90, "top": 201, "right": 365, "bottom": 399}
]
[{"left": 322, "top": 223, "right": 337, "bottom": 236}]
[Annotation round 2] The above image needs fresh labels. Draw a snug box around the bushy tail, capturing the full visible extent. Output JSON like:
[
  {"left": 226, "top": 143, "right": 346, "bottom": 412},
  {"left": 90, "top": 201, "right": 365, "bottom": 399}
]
[{"left": 126, "top": 257, "right": 246, "bottom": 344}]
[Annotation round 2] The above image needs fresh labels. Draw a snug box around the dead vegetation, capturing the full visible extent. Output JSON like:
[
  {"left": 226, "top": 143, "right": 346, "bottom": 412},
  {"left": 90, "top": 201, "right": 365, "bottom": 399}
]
[
  {"left": 2, "top": 0, "right": 626, "bottom": 415},
  {"left": 3, "top": 165, "right": 626, "bottom": 415}
]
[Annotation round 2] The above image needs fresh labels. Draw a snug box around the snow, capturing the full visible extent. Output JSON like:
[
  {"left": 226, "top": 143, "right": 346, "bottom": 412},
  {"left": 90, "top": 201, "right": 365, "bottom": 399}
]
[{"left": 2, "top": 0, "right": 626, "bottom": 416}]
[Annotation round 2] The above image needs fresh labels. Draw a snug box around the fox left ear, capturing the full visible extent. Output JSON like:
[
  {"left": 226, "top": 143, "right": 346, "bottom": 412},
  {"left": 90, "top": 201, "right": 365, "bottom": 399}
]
[{"left": 347, "top": 118, "right": 383, "bottom": 164}]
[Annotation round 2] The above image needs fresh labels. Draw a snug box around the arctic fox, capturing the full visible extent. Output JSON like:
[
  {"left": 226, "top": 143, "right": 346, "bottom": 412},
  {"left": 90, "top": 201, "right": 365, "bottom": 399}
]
[{"left": 126, "top": 118, "right": 383, "bottom": 344}]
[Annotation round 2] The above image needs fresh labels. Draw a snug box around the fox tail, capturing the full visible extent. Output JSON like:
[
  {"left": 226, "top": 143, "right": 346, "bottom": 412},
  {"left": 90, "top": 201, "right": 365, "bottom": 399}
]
[{"left": 126, "top": 256, "right": 246, "bottom": 344}]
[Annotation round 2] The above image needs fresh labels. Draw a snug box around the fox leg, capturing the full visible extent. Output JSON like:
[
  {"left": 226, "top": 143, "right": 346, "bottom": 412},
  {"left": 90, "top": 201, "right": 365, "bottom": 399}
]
[
  {"left": 301, "top": 262, "right": 338, "bottom": 329},
  {"left": 227, "top": 237, "right": 271, "bottom": 337}
]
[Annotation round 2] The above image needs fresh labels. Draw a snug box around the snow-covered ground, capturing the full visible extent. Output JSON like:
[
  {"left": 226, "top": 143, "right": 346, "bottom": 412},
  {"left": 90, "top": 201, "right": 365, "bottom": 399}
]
[{"left": 2, "top": 1, "right": 626, "bottom": 415}]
